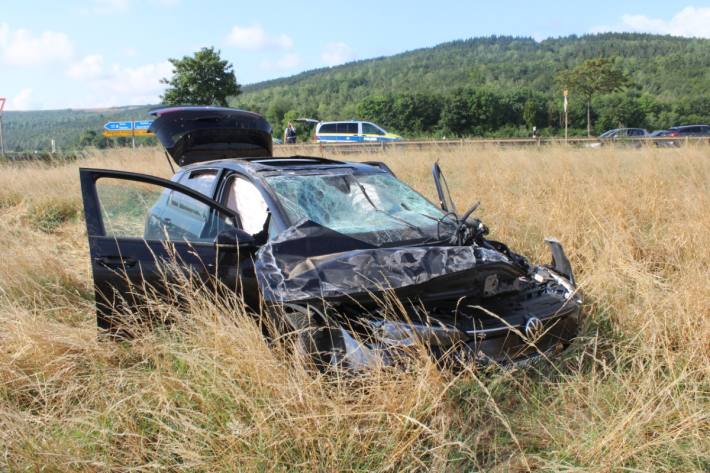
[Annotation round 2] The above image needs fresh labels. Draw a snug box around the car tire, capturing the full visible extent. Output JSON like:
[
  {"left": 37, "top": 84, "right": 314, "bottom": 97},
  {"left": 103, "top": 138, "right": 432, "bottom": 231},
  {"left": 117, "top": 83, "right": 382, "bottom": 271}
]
[{"left": 279, "top": 304, "right": 345, "bottom": 371}]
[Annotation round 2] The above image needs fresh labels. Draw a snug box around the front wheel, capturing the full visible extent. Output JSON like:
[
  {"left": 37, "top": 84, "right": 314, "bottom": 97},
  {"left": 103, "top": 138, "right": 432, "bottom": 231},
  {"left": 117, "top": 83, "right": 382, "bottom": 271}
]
[{"left": 279, "top": 304, "right": 345, "bottom": 371}]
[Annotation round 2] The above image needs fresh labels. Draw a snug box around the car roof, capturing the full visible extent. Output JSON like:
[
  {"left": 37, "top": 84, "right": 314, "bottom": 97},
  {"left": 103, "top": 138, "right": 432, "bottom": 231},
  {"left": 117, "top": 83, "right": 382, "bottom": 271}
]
[
  {"left": 180, "top": 155, "right": 384, "bottom": 176},
  {"left": 669, "top": 124, "right": 709, "bottom": 129},
  {"left": 318, "top": 120, "right": 371, "bottom": 124}
]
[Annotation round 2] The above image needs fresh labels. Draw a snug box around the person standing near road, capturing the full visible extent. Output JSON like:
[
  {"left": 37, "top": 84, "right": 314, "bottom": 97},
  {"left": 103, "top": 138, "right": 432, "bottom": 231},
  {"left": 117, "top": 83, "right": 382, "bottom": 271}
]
[{"left": 284, "top": 122, "right": 297, "bottom": 144}]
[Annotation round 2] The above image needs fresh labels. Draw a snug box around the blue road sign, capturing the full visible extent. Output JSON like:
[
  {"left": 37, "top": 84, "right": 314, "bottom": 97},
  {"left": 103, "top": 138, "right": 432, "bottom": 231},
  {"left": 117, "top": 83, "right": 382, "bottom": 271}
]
[
  {"left": 104, "top": 121, "right": 133, "bottom": 131},
  {"left": 134, "top": 120, "right": 153, "bottom": 130}
]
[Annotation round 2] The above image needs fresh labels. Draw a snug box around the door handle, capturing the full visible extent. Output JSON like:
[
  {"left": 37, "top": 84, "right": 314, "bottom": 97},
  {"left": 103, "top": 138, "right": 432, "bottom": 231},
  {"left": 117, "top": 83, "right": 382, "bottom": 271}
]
[{"left": 95, "top": 256, "right": 137, "bottom": 269}]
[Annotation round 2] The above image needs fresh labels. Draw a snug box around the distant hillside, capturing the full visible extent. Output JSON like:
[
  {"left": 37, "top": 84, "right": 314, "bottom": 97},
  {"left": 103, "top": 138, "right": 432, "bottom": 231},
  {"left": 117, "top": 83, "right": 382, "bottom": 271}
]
[
  {"left": 3, "top": 106, "right": 155, "bottom": 152},
  {"left": 234, "top": 33, "right": 710, "bottom": 137},
  {"left": 3, "top": 33, "right": 709, "bottom": 150}
]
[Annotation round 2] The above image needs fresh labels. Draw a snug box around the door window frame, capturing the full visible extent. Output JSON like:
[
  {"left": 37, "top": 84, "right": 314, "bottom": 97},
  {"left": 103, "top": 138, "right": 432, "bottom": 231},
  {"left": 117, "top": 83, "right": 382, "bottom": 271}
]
[
  {"left": 177, "top": 168, "right": 223, "bottom": 198},
  {"left": 80, "top": 168, "right": 239, "bottom": 239}
]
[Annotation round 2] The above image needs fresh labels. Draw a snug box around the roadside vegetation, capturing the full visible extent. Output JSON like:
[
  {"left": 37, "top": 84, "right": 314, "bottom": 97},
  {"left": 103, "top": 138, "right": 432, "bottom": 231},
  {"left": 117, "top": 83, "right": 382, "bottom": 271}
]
[
  {"left": 0, "top": 145, "right": 708, "bottom": 471},
  {"left": 5, "top": 34, "right": 710, "bottom": 151}
]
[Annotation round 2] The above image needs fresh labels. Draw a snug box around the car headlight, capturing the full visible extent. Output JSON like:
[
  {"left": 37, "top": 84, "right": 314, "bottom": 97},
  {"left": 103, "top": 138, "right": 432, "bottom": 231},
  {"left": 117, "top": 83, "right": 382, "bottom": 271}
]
[{"left": 369, "top": 319, "right": 463, "bottom": 348}]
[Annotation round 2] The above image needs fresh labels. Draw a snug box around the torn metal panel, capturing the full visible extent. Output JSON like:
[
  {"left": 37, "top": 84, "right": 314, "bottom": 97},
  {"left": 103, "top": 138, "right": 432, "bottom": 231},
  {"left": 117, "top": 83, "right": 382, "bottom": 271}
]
[{"left": 255, "top": 219, "right": 510, "bottom": 302}]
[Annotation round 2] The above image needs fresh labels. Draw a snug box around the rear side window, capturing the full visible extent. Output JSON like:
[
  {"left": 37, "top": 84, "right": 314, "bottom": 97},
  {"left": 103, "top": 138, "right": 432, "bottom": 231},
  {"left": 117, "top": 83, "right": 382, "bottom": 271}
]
[
  {"left": 180, "top": 170, "right": 218, "bottom": 197},
  {"left": 362, "top": 123, "right": 385, "bottom": 135},
  {"left": 167, "top": 191, "right": 210, "bottom": 220},
  {"left": 319, "top": 123, "right": 337, "bottom": 134},
  {"left": 335, "top": 123, "right": 358, "bottom": 134},
  {"left": 678, "top": 126, "right": 699, "bottom": 134}
]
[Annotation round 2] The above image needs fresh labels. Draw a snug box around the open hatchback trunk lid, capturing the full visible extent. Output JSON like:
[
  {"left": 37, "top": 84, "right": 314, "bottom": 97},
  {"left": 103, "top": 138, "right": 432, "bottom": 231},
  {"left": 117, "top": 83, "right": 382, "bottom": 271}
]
[{"left": 149, "top": 106, "right": 273, "bottom": 166}]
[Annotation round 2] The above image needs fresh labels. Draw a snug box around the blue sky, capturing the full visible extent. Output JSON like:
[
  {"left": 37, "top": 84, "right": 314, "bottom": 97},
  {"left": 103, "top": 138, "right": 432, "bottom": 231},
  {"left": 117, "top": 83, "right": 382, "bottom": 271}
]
[{"left": 1, "top": 1, "right": 709, "bottom": 110}]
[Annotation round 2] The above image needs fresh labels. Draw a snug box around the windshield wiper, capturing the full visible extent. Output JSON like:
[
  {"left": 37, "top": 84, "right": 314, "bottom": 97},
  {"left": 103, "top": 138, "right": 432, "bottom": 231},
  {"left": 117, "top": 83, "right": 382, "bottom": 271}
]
[
  {"left": 353, "top": 180, "right": 427, "bottom": 237},
  {"left": 410, "top": 210, "right": 459, "bottom": 244}
]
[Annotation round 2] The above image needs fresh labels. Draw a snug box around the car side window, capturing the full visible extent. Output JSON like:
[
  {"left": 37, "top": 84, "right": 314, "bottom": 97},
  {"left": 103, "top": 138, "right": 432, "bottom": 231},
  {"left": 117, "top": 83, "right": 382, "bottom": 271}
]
[
  {"left": 335, "top": 123, "right": 354, "bottom": 134},
  {"left": 319, "top": 123, "right": 336, "bottom": 134},
  {"left": 362, "top": 123, "right": 384, "bottom": 135},
  {"left": 225, "top": 176, "right": 270, "bottom": 236},
  {"left": 180, "top": 170, "right": 218, "bottom": 197},
  {"left": 95, "top": 177, "right": 233, "bottom": 243}
]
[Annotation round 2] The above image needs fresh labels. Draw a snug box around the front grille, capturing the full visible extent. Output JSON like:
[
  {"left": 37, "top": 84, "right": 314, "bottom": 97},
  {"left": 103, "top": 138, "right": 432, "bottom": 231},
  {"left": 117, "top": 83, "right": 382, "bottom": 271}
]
[{"left": 465, "top": 312, "right": 579, "bottom": 363}]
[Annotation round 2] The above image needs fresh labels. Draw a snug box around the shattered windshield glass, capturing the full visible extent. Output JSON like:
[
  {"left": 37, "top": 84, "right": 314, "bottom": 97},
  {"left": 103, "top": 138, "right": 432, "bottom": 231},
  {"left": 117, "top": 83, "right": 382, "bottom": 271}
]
[{"left": 265, "top": 171, "right": 457, "bottom": 246}]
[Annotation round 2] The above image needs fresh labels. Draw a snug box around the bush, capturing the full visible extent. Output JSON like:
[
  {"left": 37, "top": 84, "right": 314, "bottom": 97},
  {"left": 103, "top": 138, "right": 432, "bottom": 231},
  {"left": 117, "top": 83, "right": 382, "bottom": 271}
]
[{"left": 27, "top": 198, "right": 81, "bottom": 233}]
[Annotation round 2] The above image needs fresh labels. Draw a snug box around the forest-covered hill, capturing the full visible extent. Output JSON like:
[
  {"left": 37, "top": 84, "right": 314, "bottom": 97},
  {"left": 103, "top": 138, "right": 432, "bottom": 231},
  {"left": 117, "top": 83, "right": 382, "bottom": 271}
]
[
  {"left": 3, "top": 106, "right": 155, "bottom": 152},
  {"left": 233, "top": 33, "right": 710, "bottom": 138},
  {"left": 4, "top": 33, "right": 709, "bottom": 150}
]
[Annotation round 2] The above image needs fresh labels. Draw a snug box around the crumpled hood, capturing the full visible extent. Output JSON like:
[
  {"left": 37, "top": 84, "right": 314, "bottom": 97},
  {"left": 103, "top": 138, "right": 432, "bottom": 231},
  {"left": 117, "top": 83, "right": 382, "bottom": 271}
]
[{"left": 254, "top": 220, "right": 512, "bottom": 303}]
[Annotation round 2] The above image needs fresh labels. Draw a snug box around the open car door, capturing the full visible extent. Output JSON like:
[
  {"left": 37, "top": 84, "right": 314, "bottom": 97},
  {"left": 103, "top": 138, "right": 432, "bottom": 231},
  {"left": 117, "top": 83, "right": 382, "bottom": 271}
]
[
  {"left": 80, "top": 168, "right": 255, "bottom": 335},
  {"left": 432, "top": 162, "right": 457, "bottom": 214}
]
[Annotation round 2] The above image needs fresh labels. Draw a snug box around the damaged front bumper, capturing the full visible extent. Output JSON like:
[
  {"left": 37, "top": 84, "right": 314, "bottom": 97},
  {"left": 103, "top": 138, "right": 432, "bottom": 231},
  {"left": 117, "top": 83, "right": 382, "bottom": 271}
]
[
  {"left": 330, "top": 244, "right": 583, "bottom": 370},
  {"left": 260, "top": 224, "right": 583, "bottom": 370}
]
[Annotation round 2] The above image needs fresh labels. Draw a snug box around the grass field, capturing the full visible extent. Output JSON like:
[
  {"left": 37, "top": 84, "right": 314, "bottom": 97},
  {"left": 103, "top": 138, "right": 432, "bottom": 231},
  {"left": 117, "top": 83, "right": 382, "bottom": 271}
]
[{"left": 0, "top": 144, "right": 708, "bottom": 471}]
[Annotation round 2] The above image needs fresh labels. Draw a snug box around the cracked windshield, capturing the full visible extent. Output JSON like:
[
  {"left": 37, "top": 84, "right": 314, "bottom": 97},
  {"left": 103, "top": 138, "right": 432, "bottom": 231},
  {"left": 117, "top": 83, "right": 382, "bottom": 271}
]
[{"left": 265, "top": 171, "right": 457, "bottom": 245}]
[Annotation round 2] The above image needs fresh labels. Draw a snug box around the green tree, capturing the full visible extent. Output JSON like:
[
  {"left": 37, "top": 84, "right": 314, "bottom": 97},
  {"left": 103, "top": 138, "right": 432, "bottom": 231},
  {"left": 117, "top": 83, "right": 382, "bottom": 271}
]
[
  {"left": 523, "top": 96, "right": 547, "bottom": 130},
  {"left": 161, "top": 47, "right": 240, "bottom": 106},
  {"left": 557, "top": 58, "right": 631, "bottom": 136},
  {"left": 79, "top": 129, "right": 98, "bottom": 147},
  {"left": 439, "top": 89, "right": 472, "bottom": 136},
  {"left": 597, "top": 94, "right": 646, "bottom": 131}
]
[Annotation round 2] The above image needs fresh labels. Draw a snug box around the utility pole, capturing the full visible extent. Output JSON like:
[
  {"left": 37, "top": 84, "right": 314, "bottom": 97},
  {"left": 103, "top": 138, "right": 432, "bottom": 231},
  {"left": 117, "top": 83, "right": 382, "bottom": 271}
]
[
  {"left": 563, "top": 89, "right": 568, "bottom": 144},
  {"left": 0, "top": 97, "right": 6, "bottom": 157}
]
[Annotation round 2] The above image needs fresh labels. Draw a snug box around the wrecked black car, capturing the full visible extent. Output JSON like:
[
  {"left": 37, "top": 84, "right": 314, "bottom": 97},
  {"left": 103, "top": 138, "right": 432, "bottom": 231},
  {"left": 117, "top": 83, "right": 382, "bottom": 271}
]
[{"left": 80, "top": 106, "right": 582, "bottom": 368}]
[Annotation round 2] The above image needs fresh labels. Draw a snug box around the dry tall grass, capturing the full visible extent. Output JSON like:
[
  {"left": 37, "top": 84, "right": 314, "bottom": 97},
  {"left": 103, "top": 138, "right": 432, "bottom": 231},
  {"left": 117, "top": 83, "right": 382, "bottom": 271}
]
[{"left": 0, "top": 144, "right": 708, "bottom": 471}]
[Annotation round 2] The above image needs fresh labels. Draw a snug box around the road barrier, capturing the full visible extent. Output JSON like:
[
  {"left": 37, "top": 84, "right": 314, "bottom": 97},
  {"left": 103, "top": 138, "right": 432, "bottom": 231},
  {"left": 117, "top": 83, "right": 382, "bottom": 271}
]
[{"left": 274, "top": 136, "right": 709, "bottom": 155}]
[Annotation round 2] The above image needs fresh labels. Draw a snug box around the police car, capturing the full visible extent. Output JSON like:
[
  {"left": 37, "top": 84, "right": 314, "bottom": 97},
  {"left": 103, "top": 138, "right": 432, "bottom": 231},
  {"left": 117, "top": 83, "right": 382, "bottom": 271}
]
[{"left": 299, "top": 119, "right": 402, "bottom": 143}]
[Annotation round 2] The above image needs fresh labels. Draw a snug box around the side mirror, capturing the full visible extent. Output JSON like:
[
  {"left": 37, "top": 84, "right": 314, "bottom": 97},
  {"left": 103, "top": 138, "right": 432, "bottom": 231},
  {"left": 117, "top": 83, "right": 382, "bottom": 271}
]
[{"left": 215, "top": 226, "right": 256, "bottom": 249}]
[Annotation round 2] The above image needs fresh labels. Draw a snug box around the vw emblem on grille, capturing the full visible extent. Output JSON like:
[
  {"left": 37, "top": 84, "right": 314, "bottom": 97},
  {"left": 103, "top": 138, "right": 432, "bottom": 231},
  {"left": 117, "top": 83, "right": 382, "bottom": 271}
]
[{"left": 524, "top": 317, "right": 544, "bottom": 340}]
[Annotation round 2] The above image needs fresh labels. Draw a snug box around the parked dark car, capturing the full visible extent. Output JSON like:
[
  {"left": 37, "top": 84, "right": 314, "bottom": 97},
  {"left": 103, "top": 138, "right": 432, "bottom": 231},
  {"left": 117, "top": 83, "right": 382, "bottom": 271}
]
[
  {"left": 599, "top": 128, "right": 649, "bottom": 139},
  {"left": 587, "top": 128, "right": 648, "bottom": 148},
  {"left": 649, "top": 130, "right": 677, "bottom": 147},
  {"left": 80, "top": 107, "right": 582, "bottom": 369},
  {"left": 667, "top": 125, "right": 710, "bottom": 137}
]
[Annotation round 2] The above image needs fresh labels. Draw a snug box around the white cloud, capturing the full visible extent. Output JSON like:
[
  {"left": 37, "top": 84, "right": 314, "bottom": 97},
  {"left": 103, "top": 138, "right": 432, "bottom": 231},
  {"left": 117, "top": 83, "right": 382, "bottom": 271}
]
[
  {"left": 321, "top": 42, "right": 356, "bottom": 67},
  {"left": 0, "top": 26, "right": 74, "bottom": 66},
  {"left": 226, "top": 24, "right": 293, "bottom": 51},
  {"left": 63, "top": 58, "right": 173, "bottom": 108},
  {"left": 592, "top": 6, "right": 710, "bottom": 38},
  {"left": 66, "top": 54, "right": 105, "bottom": 80},
  {"left": 7, "top": 88, "right": 34, "bottom": 111},
  {"left": 260, "top": 52, "right": 302, "bottom": 71},
  {"left": 93, "top": 61, "right": 173, "bottom": 105},
  {"left": 623, "top": 7, "right": 710, "bottom": 37}
]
